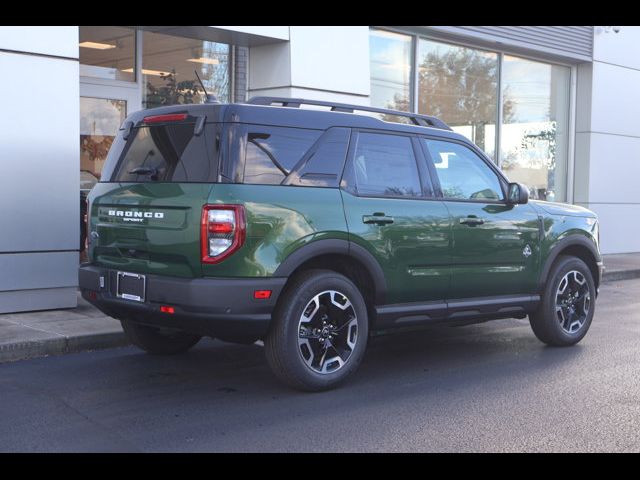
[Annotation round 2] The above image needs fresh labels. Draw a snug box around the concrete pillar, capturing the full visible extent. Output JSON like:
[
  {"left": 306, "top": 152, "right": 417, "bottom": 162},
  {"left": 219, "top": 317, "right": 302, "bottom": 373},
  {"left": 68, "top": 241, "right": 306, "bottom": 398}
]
[
  {"left": 249, "top": 26, "right": 371, "bottom": 105},
  {"left": 0, "top": 27, "right": 80, "bottom": 312},
  {"left": 574, "top": 26, "right": 640, "bottom": 254}
]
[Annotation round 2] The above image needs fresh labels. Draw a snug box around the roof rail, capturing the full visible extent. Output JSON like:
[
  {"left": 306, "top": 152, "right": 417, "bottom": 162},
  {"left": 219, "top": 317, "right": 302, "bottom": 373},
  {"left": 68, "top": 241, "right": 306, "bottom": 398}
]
[{"left": 246, "top": 96, "right": 452, "bottom": 131}]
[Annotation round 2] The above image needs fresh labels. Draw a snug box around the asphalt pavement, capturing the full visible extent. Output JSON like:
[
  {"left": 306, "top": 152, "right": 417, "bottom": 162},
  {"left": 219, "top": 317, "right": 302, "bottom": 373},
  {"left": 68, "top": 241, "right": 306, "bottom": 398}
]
[{"left": 1, "top": 278, "right": 639, "bottom": 452}]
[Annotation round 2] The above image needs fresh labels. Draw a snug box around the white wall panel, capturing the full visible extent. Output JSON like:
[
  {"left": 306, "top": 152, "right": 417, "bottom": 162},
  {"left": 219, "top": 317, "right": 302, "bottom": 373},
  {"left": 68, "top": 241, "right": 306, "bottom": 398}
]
[
  {"left": 247, "top": 86, "right": 370, "bottom": 106},
  {"left": 0, "top": 26, "right": 78, "bottom": 58},
  {"left": 289, "top": 26, "right": 370, "bottom": 96},
  {"left": 0, "top": 252, "right": 78, "bottom": 291},
  {"left": 0, "top": 51, "right": 79, "bottom": 252},
  {"left": 580, "top": 203, "right": 640, "bottom": 254},
  {"left": 249, "top": 42, "right": 291, "bottom": 91},
  {"left": 590, "top": 61, "right": 640, "bottom": 137},
  {"left": 593, "top": 26, "right": 640, "bottom": 70},
  {"left": 585, "top": 133, "right": 640, "bottom": 203}
]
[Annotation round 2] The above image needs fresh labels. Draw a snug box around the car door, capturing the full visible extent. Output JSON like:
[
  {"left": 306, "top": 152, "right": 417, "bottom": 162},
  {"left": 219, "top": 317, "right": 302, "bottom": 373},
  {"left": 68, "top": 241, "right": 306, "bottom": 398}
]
[
  {"left": 420, "top": 137, "right": 541, "bottom": 300},
  {"left": 341, "top": 130, "right": 451, "bottom": 307}
]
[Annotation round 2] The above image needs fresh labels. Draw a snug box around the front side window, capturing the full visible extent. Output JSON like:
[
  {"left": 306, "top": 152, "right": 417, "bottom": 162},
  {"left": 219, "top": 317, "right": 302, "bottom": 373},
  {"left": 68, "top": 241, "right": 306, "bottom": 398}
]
[
  {"left": 243, "top": 126, "right": 322, "bottom": 185},
  {"left": 352, "top": 133, "right": 422, "bottom": 197},
  {"left": 424, "top": 139, "right": 503, "bottom": 201}
]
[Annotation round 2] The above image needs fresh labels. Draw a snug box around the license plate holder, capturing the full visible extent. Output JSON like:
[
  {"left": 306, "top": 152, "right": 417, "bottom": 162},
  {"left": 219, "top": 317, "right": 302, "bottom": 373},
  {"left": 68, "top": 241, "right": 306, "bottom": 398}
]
[{"left": 116, "top": 271, "right": 146, "bottom": 302}]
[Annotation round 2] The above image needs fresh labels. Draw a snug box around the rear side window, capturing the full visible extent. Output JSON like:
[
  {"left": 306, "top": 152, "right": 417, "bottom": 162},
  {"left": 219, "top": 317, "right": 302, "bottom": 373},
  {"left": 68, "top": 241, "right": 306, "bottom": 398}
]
[
  {"left": 108, "top": 123, "right": 218, "bottom": 183},
  {"left": 243, "top": 125, "right": 321, "bottom": 185},
  {"left": 352, "top": 132, "right": 422, "bottom": 197}
]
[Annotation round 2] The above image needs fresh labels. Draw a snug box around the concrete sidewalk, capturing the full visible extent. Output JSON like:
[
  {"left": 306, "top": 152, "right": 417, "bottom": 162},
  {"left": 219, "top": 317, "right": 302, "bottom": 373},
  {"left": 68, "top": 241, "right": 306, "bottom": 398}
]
[
  {"left": 0, "top": 293, "right": 128, "bottom": 363},
  {"left": 2, "top": 252, "right": 640, "bottom": 364}
]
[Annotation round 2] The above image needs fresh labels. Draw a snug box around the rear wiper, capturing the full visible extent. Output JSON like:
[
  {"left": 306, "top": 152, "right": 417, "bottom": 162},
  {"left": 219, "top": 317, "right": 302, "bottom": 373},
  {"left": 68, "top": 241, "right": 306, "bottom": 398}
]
[{"left": 129, "top": 166, "right": 158, "bottom": 177}]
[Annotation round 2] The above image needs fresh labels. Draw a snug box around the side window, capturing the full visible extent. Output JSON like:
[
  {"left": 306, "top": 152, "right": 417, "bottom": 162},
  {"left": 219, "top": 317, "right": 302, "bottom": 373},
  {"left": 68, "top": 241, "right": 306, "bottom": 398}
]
[
  {"left": 352, "top": 132, "right": 422, "bottom": 197},
  {"left": 243, "top": 126, "right": 321, "bottom": 185},
  {"left": 423, "top": 139, "right": 504, "bottom": 201},
  {"left": 288, "top": 127, "right": 350, "bottom": 187}
]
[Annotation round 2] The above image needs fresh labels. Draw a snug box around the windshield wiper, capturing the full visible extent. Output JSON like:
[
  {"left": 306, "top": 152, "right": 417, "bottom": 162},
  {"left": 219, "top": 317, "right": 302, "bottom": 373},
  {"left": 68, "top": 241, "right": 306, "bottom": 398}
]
[{"left": 129, "top": 166, "right": 158, "bottom": 178}]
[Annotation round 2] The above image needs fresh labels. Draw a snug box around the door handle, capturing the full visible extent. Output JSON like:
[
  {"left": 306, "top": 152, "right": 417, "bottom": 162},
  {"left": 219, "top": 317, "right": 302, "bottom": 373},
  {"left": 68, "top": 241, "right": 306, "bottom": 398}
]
[
  {"left": 363, "top": 213, "right": 394, "bottom": 225},
  {"left": 459, "top": 216, "right": 485, "bottom": 226}
]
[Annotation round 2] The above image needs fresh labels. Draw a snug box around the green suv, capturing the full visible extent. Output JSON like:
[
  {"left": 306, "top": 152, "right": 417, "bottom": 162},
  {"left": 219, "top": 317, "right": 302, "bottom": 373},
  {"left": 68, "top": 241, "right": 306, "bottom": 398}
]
[{"left": 79, "top": 97, "right": 603, "bottom": 391}]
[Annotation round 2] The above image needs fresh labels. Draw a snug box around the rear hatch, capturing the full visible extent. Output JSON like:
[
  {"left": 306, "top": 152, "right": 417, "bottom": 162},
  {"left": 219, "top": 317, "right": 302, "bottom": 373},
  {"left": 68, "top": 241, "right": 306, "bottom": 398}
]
[{"left": 88, "top": 105, "right": 225, "bottom": 277}]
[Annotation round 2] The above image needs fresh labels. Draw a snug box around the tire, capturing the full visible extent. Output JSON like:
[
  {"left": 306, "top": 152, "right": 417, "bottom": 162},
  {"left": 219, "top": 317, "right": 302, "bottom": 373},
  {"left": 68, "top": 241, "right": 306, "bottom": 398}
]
[
  {"left": 529, "top": 255, "right": 596, "bottom": 346},
  {"left": 121, "top": 320, "right": 202, "bottom": 355},
  {"left": 265, "top": 269, "right": 369, "bottom": 391}
]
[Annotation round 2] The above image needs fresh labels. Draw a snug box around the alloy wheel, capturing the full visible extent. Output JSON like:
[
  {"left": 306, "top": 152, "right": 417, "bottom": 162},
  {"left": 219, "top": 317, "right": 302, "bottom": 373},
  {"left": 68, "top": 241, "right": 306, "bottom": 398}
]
[
  {"left": 297, "top": 290, "right": 358, "bottom": 374},
  {"left": 555, "top": 270, "right": 591, "bottom": 334}
]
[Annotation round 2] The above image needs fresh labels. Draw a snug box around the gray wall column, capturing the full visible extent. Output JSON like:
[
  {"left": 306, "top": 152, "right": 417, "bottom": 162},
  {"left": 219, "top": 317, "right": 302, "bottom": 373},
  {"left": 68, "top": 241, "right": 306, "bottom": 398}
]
[{"left": 0, "top": 27, "right": 80, "bottom": 313}]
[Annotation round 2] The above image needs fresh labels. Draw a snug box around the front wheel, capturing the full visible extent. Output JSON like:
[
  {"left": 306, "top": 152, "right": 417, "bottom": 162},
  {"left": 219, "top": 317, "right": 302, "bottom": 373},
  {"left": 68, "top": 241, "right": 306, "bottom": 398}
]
[
  {"left": 265, "top": 269, "right": 369, "bottom": 391},
  {"left": 121, "top": 320, "right": 202, "bottom": 355},
  {"left": 529, "top": 256, "right": 596, "bottom": 346}
]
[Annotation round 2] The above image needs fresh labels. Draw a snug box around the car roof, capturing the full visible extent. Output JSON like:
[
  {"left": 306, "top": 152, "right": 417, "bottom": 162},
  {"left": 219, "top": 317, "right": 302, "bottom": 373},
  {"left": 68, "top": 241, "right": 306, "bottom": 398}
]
[{"left": 124, "top": 102, "right": 470, "bottom": 143}]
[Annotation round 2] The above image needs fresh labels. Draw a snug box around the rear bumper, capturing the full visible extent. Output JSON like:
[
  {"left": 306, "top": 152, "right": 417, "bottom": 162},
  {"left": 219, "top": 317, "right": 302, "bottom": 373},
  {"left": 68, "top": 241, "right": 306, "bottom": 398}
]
[{"left": 78, "top": 264, "right": 287, "bottom": 340}]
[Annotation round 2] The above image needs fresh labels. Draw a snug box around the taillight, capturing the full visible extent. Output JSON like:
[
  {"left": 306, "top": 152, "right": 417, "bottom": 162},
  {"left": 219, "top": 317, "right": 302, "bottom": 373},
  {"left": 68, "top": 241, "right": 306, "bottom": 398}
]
[
  {"left": 201, "top": 205, "right": 246, "bottom": 264},
  {"left": 143, "top": 113, "right": 188, "bottom": 123}
]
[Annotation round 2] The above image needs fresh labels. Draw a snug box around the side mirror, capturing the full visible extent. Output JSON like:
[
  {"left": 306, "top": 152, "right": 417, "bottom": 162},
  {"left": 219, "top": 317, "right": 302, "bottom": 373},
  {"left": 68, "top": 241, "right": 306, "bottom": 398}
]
[{"left": 507, "top": 182, "right": 529, "bottom": 205}]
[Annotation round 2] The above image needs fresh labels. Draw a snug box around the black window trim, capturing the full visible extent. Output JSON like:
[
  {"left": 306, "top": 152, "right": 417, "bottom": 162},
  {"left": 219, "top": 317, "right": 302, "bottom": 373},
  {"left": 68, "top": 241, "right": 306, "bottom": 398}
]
[
  {"left": 340, "top": 128, "right": 436, "bottom": 201},
  {"left": 283, "top": 126, "right": 351, "bottom": 188},
  {"left": 235, "top": 123, "right": 325, "bottom": 186},
  {"left": 419, "top": 135, "right": 510, "bottom": 204}
]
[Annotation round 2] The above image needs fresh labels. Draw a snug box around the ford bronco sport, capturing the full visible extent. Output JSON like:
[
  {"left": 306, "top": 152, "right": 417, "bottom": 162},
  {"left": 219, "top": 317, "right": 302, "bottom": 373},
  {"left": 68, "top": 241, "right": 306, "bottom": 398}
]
[{"left": 79, "top": 97, "right": 603, "bottom": 391}]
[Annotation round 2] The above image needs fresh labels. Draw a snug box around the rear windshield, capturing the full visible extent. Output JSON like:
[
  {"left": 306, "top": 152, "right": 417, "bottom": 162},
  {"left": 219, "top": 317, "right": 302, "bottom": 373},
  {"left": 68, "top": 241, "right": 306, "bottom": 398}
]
[{"left": 103, "top": 122, "right": 219, "bottom": 183}]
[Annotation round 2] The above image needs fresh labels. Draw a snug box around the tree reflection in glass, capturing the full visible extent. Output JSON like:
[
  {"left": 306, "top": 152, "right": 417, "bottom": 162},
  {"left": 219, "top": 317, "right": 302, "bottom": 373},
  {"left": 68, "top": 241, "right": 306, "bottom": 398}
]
[{"left": 415, "top": 40, "right": 504, "bottom": 160}]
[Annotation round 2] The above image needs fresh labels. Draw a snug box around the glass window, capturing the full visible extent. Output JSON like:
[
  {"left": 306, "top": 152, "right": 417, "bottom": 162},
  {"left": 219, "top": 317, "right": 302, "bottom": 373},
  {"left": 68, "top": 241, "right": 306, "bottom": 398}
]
[
  {"left": 500, "top": 56, "right": 570, "bottom": 202},
  {"left": 424, "top": 139, "right": 503, "bottom": 201},
  {"left": 79, "top": 26, "right": 135, "bottom": 81},
  {"left": 244, "top": 126, "right": 322, "bottom": 185},
  {"left": 142, "top": 31, "right": 231, "bottom": 108},
  {"left": 80, "top": 97, "right": 126, "bottom": 189},
  {"left": 417, "top": 39, "right": 498, "bottom": 159},
  {"left": 353, "top": 133, "right": 421, "bottom": 197},
  {"left": 292, "top": 128, "right": 350, "bottom": 187},
  {"left": 369, "top": 29, "right": 412, "bottom": 113},
  {"left": 110, "top": 123, "right": 218, "bottom": 183}
]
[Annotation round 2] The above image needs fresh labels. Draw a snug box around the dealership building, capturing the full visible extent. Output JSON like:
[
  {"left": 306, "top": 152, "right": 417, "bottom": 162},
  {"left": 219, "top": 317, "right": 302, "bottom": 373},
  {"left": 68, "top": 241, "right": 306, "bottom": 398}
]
[{"left": 0, "top": 25, "right": 637, "bottom": 313}]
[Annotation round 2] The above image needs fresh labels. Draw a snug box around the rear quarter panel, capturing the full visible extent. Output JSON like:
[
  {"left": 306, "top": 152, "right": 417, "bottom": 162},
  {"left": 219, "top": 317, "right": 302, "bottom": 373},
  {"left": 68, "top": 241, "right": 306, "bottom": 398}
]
[{"left": 203, "top": 184, "right": 349, "bottom": 277}]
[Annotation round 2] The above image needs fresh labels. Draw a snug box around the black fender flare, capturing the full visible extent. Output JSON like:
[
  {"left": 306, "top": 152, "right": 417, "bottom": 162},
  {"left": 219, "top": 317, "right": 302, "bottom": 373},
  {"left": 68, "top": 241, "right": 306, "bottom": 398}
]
[
  {"left": 538, "top": 234, "right": 601, "bottom": 290},
  {"left": 273, "top": 239, "right": 388, "bottom": 304}
]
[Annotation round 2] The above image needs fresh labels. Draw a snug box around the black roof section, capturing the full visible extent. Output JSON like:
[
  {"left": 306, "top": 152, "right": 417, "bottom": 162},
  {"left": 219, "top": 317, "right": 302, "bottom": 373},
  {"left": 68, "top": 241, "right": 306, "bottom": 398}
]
[
  {"left": 247, "top": 96, "right": 452, "bottom": 131},
  {"left": 121, "top": 97, "right": 465, "bottom": 141}
]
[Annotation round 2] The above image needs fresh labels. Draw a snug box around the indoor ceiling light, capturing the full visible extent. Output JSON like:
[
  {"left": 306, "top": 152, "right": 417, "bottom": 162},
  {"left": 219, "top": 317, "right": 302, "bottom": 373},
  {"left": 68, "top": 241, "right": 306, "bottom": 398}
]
[
  {"left": 79, "top": 41, "right": 116, "bottom": 50},
  {"left": 187, "top": 57, "right": 220, "bottom": 65},
  {"left": 121, "top": 68, "right": 171, "bottom": 76}
]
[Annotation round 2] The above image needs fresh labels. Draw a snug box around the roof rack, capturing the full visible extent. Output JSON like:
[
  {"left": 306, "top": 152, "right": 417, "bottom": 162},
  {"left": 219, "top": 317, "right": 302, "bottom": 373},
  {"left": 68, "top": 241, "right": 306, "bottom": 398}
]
[{"left": 246, "top": 96, "right": 452, "bottom": 131}]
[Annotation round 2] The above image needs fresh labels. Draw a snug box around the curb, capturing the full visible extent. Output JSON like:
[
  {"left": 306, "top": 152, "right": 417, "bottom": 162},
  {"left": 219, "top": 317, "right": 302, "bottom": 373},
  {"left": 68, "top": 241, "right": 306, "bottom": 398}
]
[
  {"left": 602, "top": 269, "right": 640, "bottom": 283},
  {"left": 0, "top": 330, "right": 129, "bottom": 364}
]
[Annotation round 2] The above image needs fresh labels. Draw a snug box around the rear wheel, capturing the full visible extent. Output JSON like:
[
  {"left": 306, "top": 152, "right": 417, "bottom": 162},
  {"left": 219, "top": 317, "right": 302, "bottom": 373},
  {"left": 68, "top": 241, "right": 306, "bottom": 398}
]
[
  {"left": 529, "top": 256, "right": 596, "bottom": 346},
  {"left": 121, "top": 320, "right": 202, "bottom": 355},
  {"left": 265, "top": 269, "right": 368, "bottom": 391}
]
